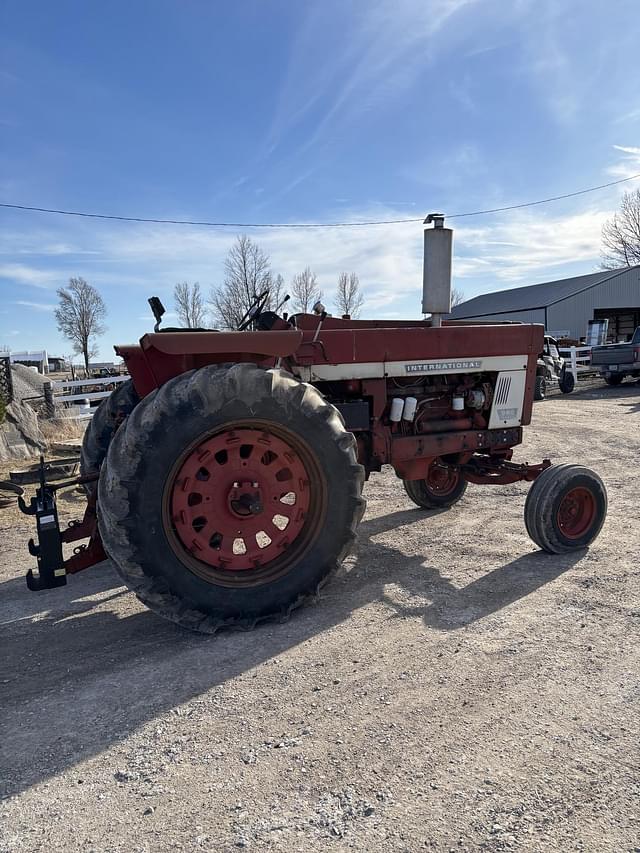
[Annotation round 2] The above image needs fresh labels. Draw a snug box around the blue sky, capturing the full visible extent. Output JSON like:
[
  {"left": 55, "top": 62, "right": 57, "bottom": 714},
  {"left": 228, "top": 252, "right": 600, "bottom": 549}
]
[{"left": 1, "top": 0, "right": 639, "bottom": 360}]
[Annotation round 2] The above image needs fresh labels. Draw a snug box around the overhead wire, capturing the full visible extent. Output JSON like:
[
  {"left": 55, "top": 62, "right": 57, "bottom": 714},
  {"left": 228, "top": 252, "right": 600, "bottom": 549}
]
[{"left": 0, "top": 172, "right": 639, "bottom": 229}]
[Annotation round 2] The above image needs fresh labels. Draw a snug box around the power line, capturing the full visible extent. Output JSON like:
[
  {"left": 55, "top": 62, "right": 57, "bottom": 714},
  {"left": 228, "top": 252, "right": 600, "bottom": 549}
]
[
  {"left": 0, "top": 202, "right": 419, "bottom": 228},
  {"left": 1, "top": 172, "right": 639, "bottom": 229},
  {"left": 447, "top": 173, "right": 640, "bottom": 219}
]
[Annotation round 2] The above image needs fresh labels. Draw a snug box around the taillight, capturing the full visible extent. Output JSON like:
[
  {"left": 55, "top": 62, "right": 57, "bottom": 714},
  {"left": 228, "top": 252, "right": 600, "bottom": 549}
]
[{"left": 635, "top": 347, "right": 640, "bottom": 363}]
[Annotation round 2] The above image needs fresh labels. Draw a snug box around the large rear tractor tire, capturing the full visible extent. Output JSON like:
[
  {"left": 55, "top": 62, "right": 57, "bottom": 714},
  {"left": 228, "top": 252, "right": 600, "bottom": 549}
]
[
  {"left": 97, "top": 364, "right": 366, "bottom": 633},
  {"left": 403, "top": 463, "right": 467, "bottom": 510},
  {"left": 524, "top": 464, "right": 607, "bottom": 553},
  {"left": 80, "top": 380, "right": 139, "bottom": 491}
]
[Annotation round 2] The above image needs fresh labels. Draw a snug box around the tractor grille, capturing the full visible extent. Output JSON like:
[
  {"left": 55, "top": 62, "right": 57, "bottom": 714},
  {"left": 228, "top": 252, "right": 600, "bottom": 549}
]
[{"left": 495, "top": 375, "right": 512, "bottom": 406}]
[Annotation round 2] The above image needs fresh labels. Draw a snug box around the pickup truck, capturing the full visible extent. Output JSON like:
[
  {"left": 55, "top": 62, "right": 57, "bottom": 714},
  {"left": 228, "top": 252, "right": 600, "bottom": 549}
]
[
  {"left": 91, "top": 367, "right": 119, "bottom": 379},
  {"left": 590, "top": 326, "right": 640, "bottom": 385}
]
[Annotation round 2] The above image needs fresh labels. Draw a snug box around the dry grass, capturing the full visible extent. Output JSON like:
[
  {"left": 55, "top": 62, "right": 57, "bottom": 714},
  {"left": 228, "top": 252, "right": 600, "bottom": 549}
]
[{"left": 39, "top": 417, "right": 87, "bottom": 447}]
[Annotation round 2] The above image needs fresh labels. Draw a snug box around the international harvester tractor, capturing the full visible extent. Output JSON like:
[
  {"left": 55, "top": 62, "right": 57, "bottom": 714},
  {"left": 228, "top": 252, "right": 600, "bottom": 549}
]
[{"left": 21, "top": 216, "right": 607, "bottom": 632}]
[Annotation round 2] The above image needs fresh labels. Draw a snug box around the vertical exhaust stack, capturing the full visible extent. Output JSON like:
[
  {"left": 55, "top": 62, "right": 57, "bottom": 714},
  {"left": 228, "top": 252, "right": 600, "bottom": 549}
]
[{"left": 422, "top": 213, "right": 453, "bottom": 327}]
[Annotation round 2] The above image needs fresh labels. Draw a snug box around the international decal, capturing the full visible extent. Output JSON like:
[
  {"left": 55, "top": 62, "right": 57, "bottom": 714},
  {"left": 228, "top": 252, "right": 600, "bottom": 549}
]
[{"left": 405, "top": 360, "right": 482, "bottom": 373}]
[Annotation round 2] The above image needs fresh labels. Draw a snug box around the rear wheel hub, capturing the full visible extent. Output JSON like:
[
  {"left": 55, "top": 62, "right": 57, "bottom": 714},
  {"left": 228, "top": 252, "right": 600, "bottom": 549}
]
[
  {"left": 228, "top": 482, "right": 264, "bottom": 518},
  {"left": 168, "top": 427, "right": 315, "bottom": 574}
]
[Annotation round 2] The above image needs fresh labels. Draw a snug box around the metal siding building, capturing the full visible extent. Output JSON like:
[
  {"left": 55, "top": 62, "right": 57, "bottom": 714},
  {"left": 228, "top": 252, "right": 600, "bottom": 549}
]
[
  {"left": 456, "top": 308, "right": 546, "bottom": 326},
  {"left": 450, "top": 266, "right": 640, "bottom": 340}
]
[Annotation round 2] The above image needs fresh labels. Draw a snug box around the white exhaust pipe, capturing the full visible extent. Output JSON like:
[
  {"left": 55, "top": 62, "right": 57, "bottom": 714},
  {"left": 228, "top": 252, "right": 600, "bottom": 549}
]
[{"left": 422, "top": 213, "right": 452, "bottom": 327}]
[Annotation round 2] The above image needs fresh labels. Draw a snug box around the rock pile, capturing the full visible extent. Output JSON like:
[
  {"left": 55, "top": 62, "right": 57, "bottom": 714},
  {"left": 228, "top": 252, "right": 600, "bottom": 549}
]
[{"left": 0, "top": 365, "right": 46, "bottom": 461}]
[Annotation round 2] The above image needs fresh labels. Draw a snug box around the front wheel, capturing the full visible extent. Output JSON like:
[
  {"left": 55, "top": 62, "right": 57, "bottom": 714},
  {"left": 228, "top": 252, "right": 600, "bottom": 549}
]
[
  {"left": 534, "top": 375, "right": 546, "bottom": 401},
  {"left": 524, "top": 464, "right": 607, "bottom": 553},
  {"left": 97, "top": 364, "right": 365, "bottom": 633},
  {"left": 403, "top": 463, "right": 467, "bottom": 509}
]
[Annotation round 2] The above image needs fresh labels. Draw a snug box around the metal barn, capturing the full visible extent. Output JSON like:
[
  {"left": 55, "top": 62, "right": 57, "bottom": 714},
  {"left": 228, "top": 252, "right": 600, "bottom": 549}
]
[{"left": 450, "top": 266, "right": 640, "bottom": 342}]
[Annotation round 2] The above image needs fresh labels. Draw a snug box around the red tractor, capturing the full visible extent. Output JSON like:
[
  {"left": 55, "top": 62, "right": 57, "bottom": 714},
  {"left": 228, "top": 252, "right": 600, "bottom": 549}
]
[{"left": 21, "top": 217, "right": 607, "bottom": 632}]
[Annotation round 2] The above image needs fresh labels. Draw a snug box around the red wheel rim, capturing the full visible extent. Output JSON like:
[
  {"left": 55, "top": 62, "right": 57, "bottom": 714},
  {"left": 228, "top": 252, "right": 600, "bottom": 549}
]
[
  {"left": 165, "top": 425, "right": 325, "bottom": 584},
  {"left": 556, "top": 486, "right": 597, "bottom": 539},
  {"left": 425, "top": 464, "right": 459, "bottom": 496}
]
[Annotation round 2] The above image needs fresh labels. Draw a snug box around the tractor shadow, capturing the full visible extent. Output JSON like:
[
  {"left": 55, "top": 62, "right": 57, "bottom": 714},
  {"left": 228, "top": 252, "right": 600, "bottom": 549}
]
[
  {"left": 1, "top": 508, "right": 582, "bottom": 798},
  {"left": 617, "top": 398, "right": 640, "bottom": 414}
]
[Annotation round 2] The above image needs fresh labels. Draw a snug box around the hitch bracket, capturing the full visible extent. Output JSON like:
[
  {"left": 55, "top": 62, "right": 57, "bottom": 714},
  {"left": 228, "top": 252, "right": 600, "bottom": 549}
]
[{"left": 19, "top": 457, "right": 104, "bottom": 591}]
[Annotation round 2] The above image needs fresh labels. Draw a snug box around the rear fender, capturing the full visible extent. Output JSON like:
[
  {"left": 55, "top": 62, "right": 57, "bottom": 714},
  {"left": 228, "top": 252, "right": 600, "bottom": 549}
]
[{"left": 116, "top": 330, "right": 304, "bottom": 397}]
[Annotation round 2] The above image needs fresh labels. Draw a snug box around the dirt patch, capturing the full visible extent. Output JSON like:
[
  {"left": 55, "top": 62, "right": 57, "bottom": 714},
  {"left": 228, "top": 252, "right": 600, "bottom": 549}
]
[{"left": 1, "top": 384, "right": 639, "bottom": 852}]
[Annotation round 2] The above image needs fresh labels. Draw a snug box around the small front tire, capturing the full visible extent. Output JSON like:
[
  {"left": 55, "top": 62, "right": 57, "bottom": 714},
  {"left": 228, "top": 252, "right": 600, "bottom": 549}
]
[
  {"left": 534, "top": 375, "right": 546, "bottom": 401},
  {"left": 403, "top": 464, "right": 468, "bottom": 509},
  {"left": 524, "top": 464, "right": 607, "bottom": 553}
]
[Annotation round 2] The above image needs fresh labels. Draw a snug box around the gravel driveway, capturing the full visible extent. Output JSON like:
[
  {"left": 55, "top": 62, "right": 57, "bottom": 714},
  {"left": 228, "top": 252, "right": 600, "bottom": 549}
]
[{"left": 1, "top": 383, "right": 639, "bottom": 852}]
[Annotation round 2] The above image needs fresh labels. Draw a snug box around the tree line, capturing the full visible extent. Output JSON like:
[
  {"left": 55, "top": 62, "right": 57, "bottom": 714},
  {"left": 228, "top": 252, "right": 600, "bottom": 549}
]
[
  {"left": 51, "top": 235, "right": 367, "bottom": 369},
  {"left": 175, "top": 234, "right": 366, "bottom": 329}
]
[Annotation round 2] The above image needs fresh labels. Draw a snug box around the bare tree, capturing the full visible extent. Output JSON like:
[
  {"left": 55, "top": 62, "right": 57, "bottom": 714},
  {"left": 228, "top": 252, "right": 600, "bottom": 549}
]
[
  {"left": 174, "top": 281, "right": 206, "bottom": 328},
  {"left": 54, "top": 277, "right": 107, "bottom": 372},
  {"left": 291, "top": 267, "right": 322, "bottom": 313},
  {"left": 209, "top": 235, "right": 272, "bottom": 328},
  {"left": 600, "top": 188, "right": 640, "bottom": 268},
  {"left": 335, "top": 272, "right": 364, "bottom": 318},
  {"left": 268, "top": 273, "right": 287, "bottom": 313},
  {"left": 451, "top": 286, "right": 466, "bottom": 308}
]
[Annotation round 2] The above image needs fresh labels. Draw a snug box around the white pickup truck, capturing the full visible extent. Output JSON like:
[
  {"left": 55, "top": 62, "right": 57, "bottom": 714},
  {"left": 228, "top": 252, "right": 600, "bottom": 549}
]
[{"left": 590, "top": 326, "right": 640, "bottom": 385}]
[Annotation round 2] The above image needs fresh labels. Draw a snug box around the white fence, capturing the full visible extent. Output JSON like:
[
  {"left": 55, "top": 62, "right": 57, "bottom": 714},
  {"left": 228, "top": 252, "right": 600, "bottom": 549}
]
[
  {"left": 50, "top": 375, "right": 130, "bottom": 418},
  {"left": 559, "top": 346, "right": 594, "bottom": 381}
]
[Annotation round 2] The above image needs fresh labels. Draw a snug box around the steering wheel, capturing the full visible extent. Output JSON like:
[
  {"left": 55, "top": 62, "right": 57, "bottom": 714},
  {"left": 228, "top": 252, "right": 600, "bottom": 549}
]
[{"left": 238, "top": 289, "right": 270, "bottom": 331}]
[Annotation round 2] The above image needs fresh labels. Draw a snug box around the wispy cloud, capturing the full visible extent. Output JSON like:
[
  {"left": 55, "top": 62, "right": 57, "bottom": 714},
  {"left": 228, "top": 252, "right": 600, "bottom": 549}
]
[
  {"left": 607, "top": 145, "right": 640, "bottom": 179},
  {"left": 0, "top": 230, "right": 101, "bottom": 257},
  {"left": 13, "top": 300, "right": 56, "bottom": 312},
  {"left": 251, "top": 0, "right": 482, "bottom": 202},
  {"left": 453, "top": 205, "right": 612, "bottom": 284},
  {"left": 614, "top": 108, "right": 640, "bottom": 124},
  {"left": 283, "top": 0, "right": 478, "bottom": 158},
  {"left": 448, "top": 77, "right": 479, "bottom": 115},
  {"left": 515, "top": 1, "right": 626, "bottom": 127},
  {"left": 0, "top": 263, "right": 59, "bottom": 289}
]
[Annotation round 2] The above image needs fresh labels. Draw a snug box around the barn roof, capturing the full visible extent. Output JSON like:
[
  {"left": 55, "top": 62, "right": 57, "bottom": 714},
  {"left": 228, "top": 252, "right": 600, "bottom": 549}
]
[{"left": 450, "top": 266, "right": 638, "bottom": 318}]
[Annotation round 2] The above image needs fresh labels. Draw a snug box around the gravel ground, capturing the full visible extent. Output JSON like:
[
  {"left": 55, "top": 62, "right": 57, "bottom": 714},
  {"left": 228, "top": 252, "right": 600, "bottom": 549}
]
[{"left": 1, "top": 382, "right": 639, "bottom": 852}]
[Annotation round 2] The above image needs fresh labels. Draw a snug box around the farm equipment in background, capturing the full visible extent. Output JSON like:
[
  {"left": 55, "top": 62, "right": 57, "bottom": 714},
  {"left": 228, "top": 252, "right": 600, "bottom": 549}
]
[
  {"left": 534, "top": 335, "right": 576, "bottom": 401},
  {"left": 20, "top": 216, "right": 608, "bottom": 633}
]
